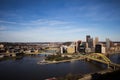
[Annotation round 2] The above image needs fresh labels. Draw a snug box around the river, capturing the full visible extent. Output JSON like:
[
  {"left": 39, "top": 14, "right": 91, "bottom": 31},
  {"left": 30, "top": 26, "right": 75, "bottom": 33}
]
[{"left": 0, "top": 53, "right": 120, "bottom": 80}]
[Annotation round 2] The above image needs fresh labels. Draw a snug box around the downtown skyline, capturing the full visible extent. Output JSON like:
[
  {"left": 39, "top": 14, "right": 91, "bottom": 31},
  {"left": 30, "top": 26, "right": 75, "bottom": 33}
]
[{"left": 0, "top": 0, "right": 120, "bottom": 42}]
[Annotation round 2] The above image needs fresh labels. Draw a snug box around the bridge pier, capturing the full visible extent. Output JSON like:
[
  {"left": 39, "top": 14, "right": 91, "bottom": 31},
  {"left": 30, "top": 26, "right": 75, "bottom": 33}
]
[
  {"left": 112, "top": 65, "right": 118, "bottom": 70},
  {"left": 113, "top": 66, "right": 116, "bottom": 70},
  {"left": 109, "top": 63, "right": 120, "bottom": 70},
  {"left": 107, "top": 63, "right": 110, "bottom": 69}
]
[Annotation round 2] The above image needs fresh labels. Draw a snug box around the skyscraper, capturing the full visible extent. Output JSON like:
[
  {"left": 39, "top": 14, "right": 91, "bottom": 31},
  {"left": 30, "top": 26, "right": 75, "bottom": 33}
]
[
  {"left": 86, "top": 35, "right": 90, "bottom": 43},
  {"left": 88, "top": 38, "right": 93, "bottom": 48},
  {"left": 76, "top": 40, "right": 81, "bottom": 52},
  {"left": 95, "top": 37, "right": 99, "bottom": 44},
  {"left": 106, "top": 38, "right": 110, "bottom": 50},
  {"left": 93, "top": 37, "right": 99, "bottom": 48},
  {"left": 86, "top": 35, "right": 93, "bottom": 49},
  {"left": 86, "top": 42, "right": 88, "bottom": 48},
  {"left": 93, "top": 39, "right": 95, "bottom": 48}
]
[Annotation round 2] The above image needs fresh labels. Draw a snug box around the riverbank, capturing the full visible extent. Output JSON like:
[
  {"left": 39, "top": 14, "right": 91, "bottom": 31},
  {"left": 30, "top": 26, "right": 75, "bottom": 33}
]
[
  {"left": 78, "top": 69, "right": 120, "bottom": 80},
  {"left": 37, "top": 57, "right": 85, "bottom": 64},
  {"left": 37, "top": 52, "right": 120, "bottom": 65},
  {"left": 50, "top": 68, "right": 113, "bottom": 80},
  {"left": 78, "top": 68, "right": 113, "bottom": 80},
  {"left": 54, "top": 68, "right": 120, "bottom": 80}
]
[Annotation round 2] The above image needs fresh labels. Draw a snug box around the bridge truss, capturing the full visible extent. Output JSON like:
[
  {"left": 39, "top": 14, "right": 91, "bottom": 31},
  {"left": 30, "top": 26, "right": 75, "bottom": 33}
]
[{"left": 83, "top": 53, "right": 120, "bottom": 70}]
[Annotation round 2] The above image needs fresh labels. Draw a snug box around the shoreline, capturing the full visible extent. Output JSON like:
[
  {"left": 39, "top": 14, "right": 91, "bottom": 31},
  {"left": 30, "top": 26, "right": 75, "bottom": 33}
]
[
  {"left": 37, "top": 53, "right": 120, "bottom": 65},
  {"left": 37, "top": 57, "right": 85, "bottom": 64},
  {"left": 78, "top": 68, "right": 119, "bottom": 80},
  {"left": 47, "top": 67, "right": 117, "bottom": 80}
]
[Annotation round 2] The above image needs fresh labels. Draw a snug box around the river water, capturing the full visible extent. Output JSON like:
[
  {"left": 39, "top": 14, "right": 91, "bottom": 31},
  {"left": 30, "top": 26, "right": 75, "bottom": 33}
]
[{"left": 0, "top": 53, "right": 120, "bottom": 80}]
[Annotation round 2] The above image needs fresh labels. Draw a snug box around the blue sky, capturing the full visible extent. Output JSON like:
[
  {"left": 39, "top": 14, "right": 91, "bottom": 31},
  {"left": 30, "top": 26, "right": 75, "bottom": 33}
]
[{"left": 0, "top": 0, "right": 120, "bottom": 42}]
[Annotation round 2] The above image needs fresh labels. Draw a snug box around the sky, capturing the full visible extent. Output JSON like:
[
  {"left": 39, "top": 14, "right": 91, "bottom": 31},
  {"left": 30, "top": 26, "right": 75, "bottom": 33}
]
[{"left": 0, "top": 0, "right": 120, "bottom": 42}]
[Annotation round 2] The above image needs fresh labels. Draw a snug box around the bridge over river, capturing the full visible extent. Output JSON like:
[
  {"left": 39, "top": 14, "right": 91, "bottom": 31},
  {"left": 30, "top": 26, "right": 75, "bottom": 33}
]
[{"left": 81, "top": 53, "right": 120, "bottom": 70}]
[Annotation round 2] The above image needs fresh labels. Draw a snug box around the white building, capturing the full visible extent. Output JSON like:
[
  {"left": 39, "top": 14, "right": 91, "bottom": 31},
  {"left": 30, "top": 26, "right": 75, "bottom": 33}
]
[
  {"left": 102, "top": 46, "right": 106, "bottom": 54},
  {"left": 60, "top": 45, "right": 67, "bottom": 54}
]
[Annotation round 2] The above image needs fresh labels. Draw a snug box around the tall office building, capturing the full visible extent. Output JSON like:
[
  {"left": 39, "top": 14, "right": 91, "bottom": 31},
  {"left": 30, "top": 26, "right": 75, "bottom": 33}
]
[
  {"left": 88, "top": 38, "right": 93, "bottom": 48},
  {"left": 86, "top": 42, "right": 88, "bottom": 48},
  {"left": 106, "top": 38, "right": 110, "bottom": 50},
  {"left": 95, "top": 37, "right": 99, "bottom": 44},
  {"left": 93, "top": 37, "right": 99, "bottom": 48},
  {"left": 86, "top": 35, "right": 90, "bottom": 43},
  {"left": 86, "top": 35, "right": 93, "bottom": 48},
  {"left": 76, "top": 40, "right": 81, "bottom": 52},
  {"left": 93, "top": 39, "right": 95, "bottom": 48}
]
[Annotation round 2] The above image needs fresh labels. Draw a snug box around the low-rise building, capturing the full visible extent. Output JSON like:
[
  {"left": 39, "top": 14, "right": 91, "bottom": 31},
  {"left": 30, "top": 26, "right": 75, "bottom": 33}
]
[
  {"left": 0, "top": 44, "right": 4, "bottom": 48},
  {"left": 85, "top": 48, "right": 91, "bottom": 53},
  {"left": 67, "top": 45, "right": 76, "bottom": 54},
  {"left": 60, "top": 45, "right": 67, "bottom": 54}
]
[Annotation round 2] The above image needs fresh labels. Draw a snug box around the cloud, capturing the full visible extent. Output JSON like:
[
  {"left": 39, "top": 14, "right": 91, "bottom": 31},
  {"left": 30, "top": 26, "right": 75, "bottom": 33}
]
[
  {"left": 0, "top": 19, "right": 70, "bottom": 26},
  {"left": 20, "top": 19, "right": 69, "bottom": 26},
  {"left": 0, "top": 26, "right": 7, "bottom": 31},
  {"left": 0, "top": 18, "right": 97, "bottom": 41},
  {"left": 22, "top": 25, "right": 92, "bottom": 34},
  {"left": 0, "top": 25, "right": 97, "bottom": 42},
  {"left": 0, "top": 20, "right": 17, "bottom": 24}
]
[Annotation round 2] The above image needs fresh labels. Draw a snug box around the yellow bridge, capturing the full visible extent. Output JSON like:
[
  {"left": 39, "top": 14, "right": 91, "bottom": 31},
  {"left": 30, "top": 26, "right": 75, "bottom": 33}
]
[{"left": 82, "top": 53, "right": 120, "bottom": 70}]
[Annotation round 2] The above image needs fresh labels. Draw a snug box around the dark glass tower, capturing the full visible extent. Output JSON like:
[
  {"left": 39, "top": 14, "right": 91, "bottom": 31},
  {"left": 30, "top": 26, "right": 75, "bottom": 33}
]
[
  {"left": 86, "top": 35, "right": 90, "bottom": 43},
  {"left": 95, "top": 44, "right": 101, "bottom": 53}
]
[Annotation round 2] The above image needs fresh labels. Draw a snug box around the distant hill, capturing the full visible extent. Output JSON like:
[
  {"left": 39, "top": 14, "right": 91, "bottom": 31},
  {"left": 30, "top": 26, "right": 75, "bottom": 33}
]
[{"left": 62, "top": 42, "right": 72, "bottom": 46}]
